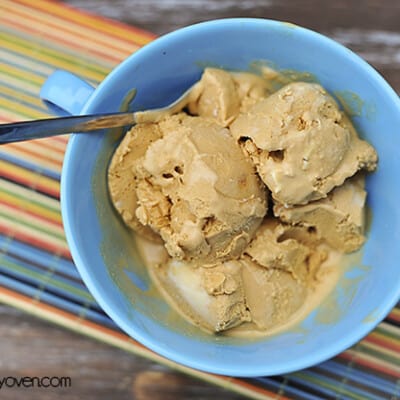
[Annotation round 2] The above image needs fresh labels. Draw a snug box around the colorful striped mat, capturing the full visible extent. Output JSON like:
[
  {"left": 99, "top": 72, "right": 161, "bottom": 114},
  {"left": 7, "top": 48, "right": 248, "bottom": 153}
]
[{"left": 0, "top": 1, "right": 399, "bottom": 398}]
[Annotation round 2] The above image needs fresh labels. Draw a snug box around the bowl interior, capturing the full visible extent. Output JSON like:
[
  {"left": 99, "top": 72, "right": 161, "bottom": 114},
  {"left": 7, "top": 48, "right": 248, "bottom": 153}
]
[{"left": 61, "top": 19, "right": 400, "bottom": 376}]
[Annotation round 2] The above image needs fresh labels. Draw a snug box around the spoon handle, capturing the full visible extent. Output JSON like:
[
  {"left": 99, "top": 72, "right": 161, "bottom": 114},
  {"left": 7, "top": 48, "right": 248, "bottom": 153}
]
[{"left": 0, "top": 112, "right": 136, "bottom": 144}]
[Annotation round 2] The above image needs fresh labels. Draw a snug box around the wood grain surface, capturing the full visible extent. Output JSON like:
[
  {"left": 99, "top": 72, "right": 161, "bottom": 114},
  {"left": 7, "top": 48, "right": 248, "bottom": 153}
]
[
  {"left": 1, "top": 1, "right": 400, "bottom": 399},
  {"left": 66, "top": 0, "right": 400, "bottom": 91}
]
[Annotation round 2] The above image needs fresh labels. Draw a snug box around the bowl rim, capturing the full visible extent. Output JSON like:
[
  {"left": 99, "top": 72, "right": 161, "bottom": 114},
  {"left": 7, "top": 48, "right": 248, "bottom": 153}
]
[{"left": 61, "top": 17, "right": 400, "bottom": 377}]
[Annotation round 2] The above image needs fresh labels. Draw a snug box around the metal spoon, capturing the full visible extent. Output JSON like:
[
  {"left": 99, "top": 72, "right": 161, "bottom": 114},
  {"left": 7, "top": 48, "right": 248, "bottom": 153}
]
[{"left": 0, "top": 84, "right": 198, "bottom": 144}]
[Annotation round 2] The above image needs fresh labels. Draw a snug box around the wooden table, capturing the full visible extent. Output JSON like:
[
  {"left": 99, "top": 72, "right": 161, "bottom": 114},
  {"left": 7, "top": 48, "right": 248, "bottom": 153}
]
[{"left": 1, "top": 1, "right": 399, "bottom": 399}]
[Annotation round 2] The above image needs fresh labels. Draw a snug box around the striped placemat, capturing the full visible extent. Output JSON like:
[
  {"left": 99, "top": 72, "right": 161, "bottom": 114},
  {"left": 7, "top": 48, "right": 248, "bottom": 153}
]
[{"left": 0, "top": 1, "right": 399, "bottom": 398}]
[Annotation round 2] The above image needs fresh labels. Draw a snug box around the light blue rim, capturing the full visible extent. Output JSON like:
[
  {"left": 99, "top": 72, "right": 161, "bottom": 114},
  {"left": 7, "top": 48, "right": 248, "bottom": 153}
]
[{"left": 61, "top": 18, "right": 400, "bottom": 376}]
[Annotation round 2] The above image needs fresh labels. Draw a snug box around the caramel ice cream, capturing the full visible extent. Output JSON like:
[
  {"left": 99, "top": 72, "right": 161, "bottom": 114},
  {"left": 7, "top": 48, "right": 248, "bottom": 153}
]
[
  {"left": 230, "top": 82, "right": 377, "bottom": 206},
  {"left": 109, "top": 112, "right": 267, "bottom": 263},
  {"left": 274, "top": 175, "right": 367, "bottom": 253},
  {"left": 243, "top": 219, "right": 326, "bottom": 279},
  {"left": 139, "top": 219, "right": 325, "bottom": 334},
  {"left": 108, "top": 66, "right": 378, "bottom": 336},
  {"left": 240, "top": 258, "right": 308, "bottom": 332},
  {"left": 156, "top": 258, "right": 251, "bottom": 333},
  {"left": 239, "top": 219, "right": 322, "bottom": 331},
  {"left": 186, "top": 68, "right": 271, "bottom": 126}
]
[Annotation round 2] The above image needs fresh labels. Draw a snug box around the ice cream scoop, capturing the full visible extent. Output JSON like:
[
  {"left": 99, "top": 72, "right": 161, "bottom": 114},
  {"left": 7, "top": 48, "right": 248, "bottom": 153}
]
[
  {"left": 108, "top": 108, "right": 268, "bottom": 264},
  {"left": 230, "top": 82, "right": 378, "bottom": 206},
  {"left": 186, "top": 67, "right": 271, "bottom": 126}
]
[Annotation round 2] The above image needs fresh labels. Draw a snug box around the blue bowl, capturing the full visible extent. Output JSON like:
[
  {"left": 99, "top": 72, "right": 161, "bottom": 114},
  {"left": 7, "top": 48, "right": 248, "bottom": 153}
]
[{"left": 42, "top": 19, "right": 400, "bottom": 376}]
